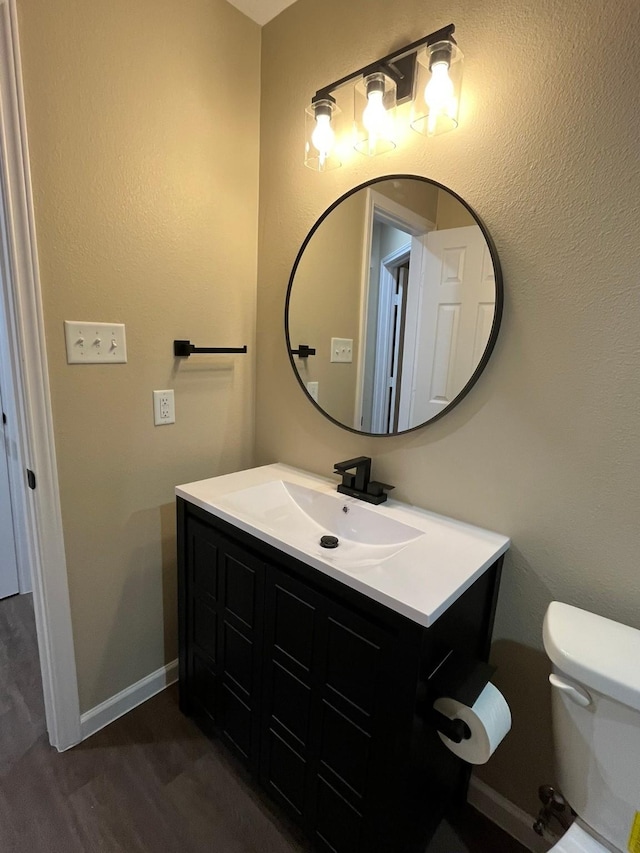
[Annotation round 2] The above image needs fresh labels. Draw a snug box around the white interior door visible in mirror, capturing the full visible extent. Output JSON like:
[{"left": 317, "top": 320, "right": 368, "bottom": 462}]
[
  {"left": 0, "top": 382, "right": 19, "bottom": 599},
  {"left": 408, "top": 225, "right": 494, "bottom": 424}
]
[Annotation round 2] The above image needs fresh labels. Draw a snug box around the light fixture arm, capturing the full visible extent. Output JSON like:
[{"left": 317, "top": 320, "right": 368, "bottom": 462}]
[{"left": 313, "top": 23, "right": 455, "bottom": 103}]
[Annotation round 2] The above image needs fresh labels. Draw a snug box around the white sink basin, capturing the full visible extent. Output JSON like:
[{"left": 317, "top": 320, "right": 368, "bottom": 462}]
[
  {"left": 176, "top": 463, "right": 510, "bottom": 627},
  {"left": 217, "top": 479, "right": 424, "bottom": 569}
]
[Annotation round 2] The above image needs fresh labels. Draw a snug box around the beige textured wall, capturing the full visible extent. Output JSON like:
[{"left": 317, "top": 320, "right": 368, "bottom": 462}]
[
  {"left": 257, "top": 0, "right": 640, "bottom": 815},
  {"left": 288, "top": 191, "right": 364, "bottom": 425},
  {"left": 436, "top": 189, "right": 475, "bottom": 229},
  {"left": 17, "top": 0, "right": 260, "bottom": 711},
  {"left": 376, "top": 179, "right": 439, "bottom": 221}
]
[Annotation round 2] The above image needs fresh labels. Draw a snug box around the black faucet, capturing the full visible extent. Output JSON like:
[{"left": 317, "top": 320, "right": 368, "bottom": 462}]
[{"left": 333, "top": 457, "right": 394, "bottom": 505}]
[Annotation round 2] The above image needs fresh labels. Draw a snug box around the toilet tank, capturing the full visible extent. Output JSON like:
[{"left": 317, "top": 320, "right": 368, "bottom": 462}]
[{"left": 543, "top": 603, "right": 640, "bottom": 853}]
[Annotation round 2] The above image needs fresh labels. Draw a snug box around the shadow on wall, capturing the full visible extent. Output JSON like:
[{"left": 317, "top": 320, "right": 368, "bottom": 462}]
[
  {"left": 160, "top": 501, "right": 178, "bottom": 666},
  {"left": 475, "top": 640, "right": 555, "bottom": 818}
]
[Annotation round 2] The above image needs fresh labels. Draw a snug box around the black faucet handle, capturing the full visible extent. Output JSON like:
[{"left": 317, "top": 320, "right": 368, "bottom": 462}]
[{"left": 366, "top": 480, "right": 395, "bottom": 498}]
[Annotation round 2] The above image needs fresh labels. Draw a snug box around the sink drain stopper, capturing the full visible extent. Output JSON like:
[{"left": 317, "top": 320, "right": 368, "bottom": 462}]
[{"left": 320, "top": 535, "right": 339, "bottom": 549}]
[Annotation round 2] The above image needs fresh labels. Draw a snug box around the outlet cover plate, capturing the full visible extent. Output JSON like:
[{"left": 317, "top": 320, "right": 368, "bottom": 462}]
[
  {"left": 330, "top": 337, "right": 353, "bottom": 363},
  {"left": 153, "top": 390, "right": 175, "bottom": 425},
  {"left": 64, "top": 321, "right": 127, "bottom": 363}
]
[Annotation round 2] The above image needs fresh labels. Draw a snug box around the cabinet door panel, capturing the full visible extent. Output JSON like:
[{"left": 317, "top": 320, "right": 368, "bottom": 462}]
[
  {"left": 271, "top": 660, "right": 311, "bottom": 748},
  {"left": 191, "top": 652, "right": 218, "bottom": 724},
  {"left": 262, "top": 565, "right": 403, "bottom": 851},
  {"left": 223, "top": 552, "right": 258, "bottom": 630},
  {"left": 261, "top": 569, "right": 320, "bottom": 828},
  {"left": 221, "top": 683, "right": 253, "bottom": 759},
  {"left": 324, "top": 616, "right": 381, "bottom": 720},
  {"left": 222, "top": 621, "right": 253, "bottom": 697},
  {"left": 184, "top": 515, "right": 264, "bottom": 770},
  {"left": 314, "top": 776, "right": 363, "bottom": 853},
  {"left": 217, "top": 539, "right": 264, "bottom": 767},
  {"left": 192, "top": 531, "right": 218, "bottom": 600},
  {"left": 263, "top": 728, "right": 307, "bottom": 816},
  {"left": 273, "top": 582, "right": 316, "bottom": 674},
  {"left": 318, "top": 700, "right": 371, "bottom": 801},
  {"left": 193, "top": 598, "right": 217, "bottom": 663}
]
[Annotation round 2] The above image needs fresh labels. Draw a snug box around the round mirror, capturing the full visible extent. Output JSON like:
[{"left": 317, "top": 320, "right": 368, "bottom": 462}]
[{"left": 285, "top": 175, "right": 503, "bottom": 435}]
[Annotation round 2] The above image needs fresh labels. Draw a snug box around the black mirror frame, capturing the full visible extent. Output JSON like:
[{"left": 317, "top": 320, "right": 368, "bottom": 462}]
[{"left": 284, "top": 174, "right": 504, "bottom": 437}]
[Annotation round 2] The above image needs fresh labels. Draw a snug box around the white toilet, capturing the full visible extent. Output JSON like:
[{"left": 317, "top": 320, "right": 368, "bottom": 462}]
[{"left": 543, "top": 601, "right": 640, "bottom": 852}]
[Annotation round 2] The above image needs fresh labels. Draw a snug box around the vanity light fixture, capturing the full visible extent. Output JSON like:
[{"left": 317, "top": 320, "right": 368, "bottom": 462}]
[{"left": 304, "top": 23, "right": 462, "bottom": 170}]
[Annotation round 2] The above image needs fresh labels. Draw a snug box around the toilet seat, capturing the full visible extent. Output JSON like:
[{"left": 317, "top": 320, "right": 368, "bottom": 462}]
[{"left": 548, "top": 823, "right": 613, "bottom": 852}]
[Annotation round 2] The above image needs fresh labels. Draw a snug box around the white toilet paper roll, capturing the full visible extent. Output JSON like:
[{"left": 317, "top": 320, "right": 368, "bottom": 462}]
[{"left": 433, "top": 681, "right": 511, "bottom": 764}]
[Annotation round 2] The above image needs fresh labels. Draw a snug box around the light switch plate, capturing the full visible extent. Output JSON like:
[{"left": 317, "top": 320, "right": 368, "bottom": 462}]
[
  {"left": 64, "top": 321, "right": 127, "bottom": 363},
  {"left": 306, "top": 381, "right": 319, "bottom": 402},
  {"left": 330, "top": 337, "right": 353, "bottom": 363}
]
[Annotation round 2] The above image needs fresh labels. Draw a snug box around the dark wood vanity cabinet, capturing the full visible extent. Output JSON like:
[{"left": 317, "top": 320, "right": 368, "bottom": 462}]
[
  {"left": 178, "top": 513, "right": 265, "bottom": 764},
  {"left": 177, "top": 499, "right": 504, "bottom": 853}
]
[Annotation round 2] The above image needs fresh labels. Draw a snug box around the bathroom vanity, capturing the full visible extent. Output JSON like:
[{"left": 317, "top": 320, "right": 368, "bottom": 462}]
[{"left": 176, "top": 464, "right": 509, "bottom": 852}]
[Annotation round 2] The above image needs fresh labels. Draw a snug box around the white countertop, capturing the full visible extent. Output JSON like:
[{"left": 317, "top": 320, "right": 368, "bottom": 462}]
[{"left": 176, "top": 463, "right": 510, "bottom": 627}]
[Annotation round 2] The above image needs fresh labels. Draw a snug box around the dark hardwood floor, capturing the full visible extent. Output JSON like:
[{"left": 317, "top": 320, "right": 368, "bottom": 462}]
[{"left": 0, "top": 593, "right": 529, "bottom": 852}]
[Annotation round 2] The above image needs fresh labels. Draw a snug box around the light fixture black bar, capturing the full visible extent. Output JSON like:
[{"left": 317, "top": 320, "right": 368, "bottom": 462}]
[
  {"left": 173, "top": 339, "right": 247, "bottom": 357},
  {"left": 313, "top": 22, "right": 455, "bottom": 100}
]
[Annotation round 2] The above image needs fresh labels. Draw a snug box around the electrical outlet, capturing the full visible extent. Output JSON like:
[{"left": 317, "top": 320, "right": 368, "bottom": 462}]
[
  {"left": 306, "top": 381, "right": 319, "bottom": 402},
  {"left": 153, "top": 390, "right": 175, "bottom": 425},
  {"left": 64, "top": 321, "right": 127, "bottom": 363},
  {"left": 330, "top": 337, "right": 353, "bottom": 363}
]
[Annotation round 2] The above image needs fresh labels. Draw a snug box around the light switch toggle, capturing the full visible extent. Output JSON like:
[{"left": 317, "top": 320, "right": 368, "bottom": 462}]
[{"left": 64, "top": 321, "right": 127, "bottom": 363}]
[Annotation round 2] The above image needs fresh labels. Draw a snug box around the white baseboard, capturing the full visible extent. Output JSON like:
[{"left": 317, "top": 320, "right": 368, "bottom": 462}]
[
  {"left": 468, "top": 777, "right": 559, "bottom": 853},
  {"left": 80, "top": 659, "right": 178, "bottom": 741}
]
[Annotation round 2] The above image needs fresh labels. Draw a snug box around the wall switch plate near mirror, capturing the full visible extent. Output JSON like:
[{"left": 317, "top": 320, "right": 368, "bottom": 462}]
[{"left": 285, "top": 175, "right": 503, "bottom": 436}]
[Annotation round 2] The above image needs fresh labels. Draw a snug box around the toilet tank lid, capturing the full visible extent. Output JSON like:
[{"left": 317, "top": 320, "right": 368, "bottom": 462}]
[{"left": 543, "top": 602, "right": 640, "bottom": 712}]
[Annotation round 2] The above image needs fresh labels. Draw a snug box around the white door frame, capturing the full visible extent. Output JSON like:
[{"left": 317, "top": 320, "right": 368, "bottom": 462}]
[
  {"left": 0, "top": 0, "right": 81, "bottom": 750},
  {"left": 370, "top": 244, "right": 410, "bottom": 433},
  {"left": 354, "top": 189, "right": 433, "bottom": 431}
]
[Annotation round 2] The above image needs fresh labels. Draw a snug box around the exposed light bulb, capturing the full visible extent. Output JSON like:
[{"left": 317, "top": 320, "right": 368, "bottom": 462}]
[
  {"left": 362, "top": 89, "right": 389, "bottom": 154},
  {"left": 363, "top": 90, "right": 387, "bottom": 133},
  {"left": 424, "top": 60, "right": 455, "bottom": 136},
  {"left": 311, "top": 113, "right": 335, "bottom": 168}
]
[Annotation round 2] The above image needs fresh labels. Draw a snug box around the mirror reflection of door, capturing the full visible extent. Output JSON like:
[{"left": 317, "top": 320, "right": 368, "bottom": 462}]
[
  {"left": 358, "top": 192, "right": 431, "bottom": 433},
  {"left": 402, "top": 226, "right": 496, "bottom": 427},
  {"left": 357, "top": 187, "right": 494, "bottom": 434},
  {"left": 286, "top": 177, "right": 501, "bottom": 436}
]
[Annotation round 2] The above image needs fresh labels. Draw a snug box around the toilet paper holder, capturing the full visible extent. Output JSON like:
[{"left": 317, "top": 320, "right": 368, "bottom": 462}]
[
  {"left": 432, "top": 710, "right": 472, "bottom": 743},
  {"left": 428, "top": 653, "right": 496, "bottom": 743}
]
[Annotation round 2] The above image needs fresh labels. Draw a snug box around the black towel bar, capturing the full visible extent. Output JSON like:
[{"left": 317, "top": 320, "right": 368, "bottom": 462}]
[
  {"left": 290, "top": 344, "right": 316, "bottom": 358},
  {"left": 174, "top": 339, "right": 247, "bottom": 357}
]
